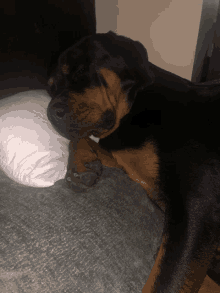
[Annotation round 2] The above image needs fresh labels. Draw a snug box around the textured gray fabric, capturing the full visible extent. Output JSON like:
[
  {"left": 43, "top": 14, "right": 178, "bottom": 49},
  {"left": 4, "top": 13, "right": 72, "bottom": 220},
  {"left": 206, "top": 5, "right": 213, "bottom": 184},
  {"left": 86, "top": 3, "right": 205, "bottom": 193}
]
[{"left": 0, "top": 165, "right": 164, "bottom": 293}]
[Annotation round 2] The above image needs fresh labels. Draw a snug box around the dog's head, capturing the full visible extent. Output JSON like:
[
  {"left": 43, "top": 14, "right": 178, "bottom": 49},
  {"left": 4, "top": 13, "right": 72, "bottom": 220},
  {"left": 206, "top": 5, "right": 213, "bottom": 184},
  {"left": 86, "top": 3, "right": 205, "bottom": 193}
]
[{"left": 47, "top": 31, "right": 154, "bottom": 140}]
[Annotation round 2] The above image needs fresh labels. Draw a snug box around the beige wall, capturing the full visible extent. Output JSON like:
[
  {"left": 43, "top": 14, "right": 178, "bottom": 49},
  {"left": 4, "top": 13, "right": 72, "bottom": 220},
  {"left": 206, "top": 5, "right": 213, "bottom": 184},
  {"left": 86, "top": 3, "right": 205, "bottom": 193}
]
[{"left": 96, "top": 0, "right": 203, "bottom": 80}]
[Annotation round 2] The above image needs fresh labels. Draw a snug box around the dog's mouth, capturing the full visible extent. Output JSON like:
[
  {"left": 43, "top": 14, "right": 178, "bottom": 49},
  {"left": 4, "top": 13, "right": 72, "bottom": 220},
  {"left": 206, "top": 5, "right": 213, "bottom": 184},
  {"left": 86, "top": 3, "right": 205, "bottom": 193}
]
[
  {"left": 91, "top": 130, "right": 100, "bottom": 137},
  {"left": 90, "top": 127, "right": 112, "bottom": 139}
]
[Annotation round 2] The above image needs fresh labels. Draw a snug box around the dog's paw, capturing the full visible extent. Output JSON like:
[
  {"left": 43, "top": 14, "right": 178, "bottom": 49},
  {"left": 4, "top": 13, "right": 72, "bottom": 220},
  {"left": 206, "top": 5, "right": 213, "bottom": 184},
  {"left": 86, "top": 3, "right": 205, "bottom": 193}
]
[
  {"left": 65, "top": 160, "right": 103, "bottom": 191},
  {"left": 66, "top": 170, "right": 98, "bottom": 188},
  {"left": 84, "top": 160, "right": 103, "bottom": 177}
]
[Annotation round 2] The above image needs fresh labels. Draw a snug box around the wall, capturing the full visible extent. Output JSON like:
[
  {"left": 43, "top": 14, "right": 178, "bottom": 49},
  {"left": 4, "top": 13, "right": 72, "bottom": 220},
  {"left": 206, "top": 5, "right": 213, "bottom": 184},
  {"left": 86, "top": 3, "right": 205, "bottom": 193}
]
[{"left": 95, "top": 0, "right": 203, "bottom": 80}]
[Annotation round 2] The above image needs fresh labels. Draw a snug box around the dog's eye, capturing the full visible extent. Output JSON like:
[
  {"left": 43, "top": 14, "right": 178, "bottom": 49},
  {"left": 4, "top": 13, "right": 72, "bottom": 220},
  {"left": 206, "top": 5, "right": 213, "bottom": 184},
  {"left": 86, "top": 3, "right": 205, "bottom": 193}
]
[
  {"left": 61, "top": 64, "right": 69, "bottom": 75},
  {"left": 48, "top": 77, "right": 54, "bottom": 86},
  {"left": 72, "top": 65, "right": 85, "bottom": 81},
  {"left": 76, "top": 64, "right": 85, "bottom": 75}
]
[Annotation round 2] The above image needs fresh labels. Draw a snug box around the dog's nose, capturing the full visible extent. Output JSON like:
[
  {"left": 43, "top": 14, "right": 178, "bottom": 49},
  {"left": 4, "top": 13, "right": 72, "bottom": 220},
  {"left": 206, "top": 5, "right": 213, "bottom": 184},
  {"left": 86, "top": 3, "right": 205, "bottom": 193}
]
[
  {"left": 48, "top": 101, "right": 68, "bottom": 119},
  {"left": 55, "top": 108, "right": 66, "bottom": 118}
]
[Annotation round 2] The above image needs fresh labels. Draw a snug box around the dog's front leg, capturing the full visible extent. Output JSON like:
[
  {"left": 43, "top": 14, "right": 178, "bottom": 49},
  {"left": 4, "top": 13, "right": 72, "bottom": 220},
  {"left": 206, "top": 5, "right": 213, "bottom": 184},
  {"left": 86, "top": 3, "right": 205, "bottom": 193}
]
[
  {"left": 65, "top": 138, "right": 103, "bottom": 190},
  {"left": 65, "top": 137, "right": 122, "bottom": 190}
]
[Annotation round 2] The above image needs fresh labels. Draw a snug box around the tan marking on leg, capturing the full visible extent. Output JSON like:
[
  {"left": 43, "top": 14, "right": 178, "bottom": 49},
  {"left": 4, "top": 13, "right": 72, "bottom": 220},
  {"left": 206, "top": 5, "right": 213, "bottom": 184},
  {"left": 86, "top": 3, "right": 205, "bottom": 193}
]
[
  {"left": 71, "top": 137, "right": 164, "bottom": 210},
  {"left": 178, "top": 244, "right": 219, "bottom": 293},
  {"left": 142, "top": 236, "right": 218, "bottom": 293},
  {"left": 82, "top": 138, "right": 164, "bottom": 210},
  {"left": 199, "top": 275, "right": 220, "bottom": 292},
  {"left": 68, "top": 139, "right": 100, "bottom": 174},
  {"left": 142, "top": 235, "right": 166, "bottom": 293},
  {"left": 111, "top": 142, "right": 165, "bottom": 212}
]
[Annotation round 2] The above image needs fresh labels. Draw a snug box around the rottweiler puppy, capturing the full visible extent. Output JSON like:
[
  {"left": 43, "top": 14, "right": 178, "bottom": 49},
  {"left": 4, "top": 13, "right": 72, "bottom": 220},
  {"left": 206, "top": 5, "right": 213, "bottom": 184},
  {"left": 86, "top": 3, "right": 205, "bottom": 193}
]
[{"left": 47, "top": 31, "right": 220, "bottom": 292}]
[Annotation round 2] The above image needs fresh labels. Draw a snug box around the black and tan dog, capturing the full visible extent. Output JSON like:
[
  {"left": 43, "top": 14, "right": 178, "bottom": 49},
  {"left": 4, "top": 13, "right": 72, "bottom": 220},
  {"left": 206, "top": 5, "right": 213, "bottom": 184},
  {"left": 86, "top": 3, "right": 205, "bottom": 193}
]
[{"left": 47, "top": 31, "right": 220, "bottom": 292}]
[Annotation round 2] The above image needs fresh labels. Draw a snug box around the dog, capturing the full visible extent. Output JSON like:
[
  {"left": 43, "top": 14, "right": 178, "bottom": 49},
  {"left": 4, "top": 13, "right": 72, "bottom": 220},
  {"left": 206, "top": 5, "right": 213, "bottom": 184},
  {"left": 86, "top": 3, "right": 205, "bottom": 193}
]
[{"left": 47, "top": 31, "right": 220, "bottom": 292}]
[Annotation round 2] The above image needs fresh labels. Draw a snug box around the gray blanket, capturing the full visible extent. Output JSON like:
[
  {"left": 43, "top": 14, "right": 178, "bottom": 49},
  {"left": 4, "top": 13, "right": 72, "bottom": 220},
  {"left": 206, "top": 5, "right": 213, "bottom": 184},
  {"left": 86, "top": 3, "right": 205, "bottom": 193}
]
[{"left": 0, "top": 165, "right": 164, "bottom": 293}]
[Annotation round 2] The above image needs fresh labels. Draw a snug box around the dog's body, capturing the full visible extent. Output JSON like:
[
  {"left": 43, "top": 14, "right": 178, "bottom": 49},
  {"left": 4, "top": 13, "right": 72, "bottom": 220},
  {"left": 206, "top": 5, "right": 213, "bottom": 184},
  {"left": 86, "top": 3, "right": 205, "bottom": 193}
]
[{"left": 47, "top": 31, "right": 220, "bottom": 292}]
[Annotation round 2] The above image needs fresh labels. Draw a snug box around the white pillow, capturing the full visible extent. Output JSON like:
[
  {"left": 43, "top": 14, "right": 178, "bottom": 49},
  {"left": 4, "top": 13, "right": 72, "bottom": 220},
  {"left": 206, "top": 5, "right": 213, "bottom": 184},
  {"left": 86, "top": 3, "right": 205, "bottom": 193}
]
[
  {"left": 0, "top": 90, "right": 70, "bottom": 187},
  {"left": 0, "top": 89, "right": 100, "bottom": 187}
]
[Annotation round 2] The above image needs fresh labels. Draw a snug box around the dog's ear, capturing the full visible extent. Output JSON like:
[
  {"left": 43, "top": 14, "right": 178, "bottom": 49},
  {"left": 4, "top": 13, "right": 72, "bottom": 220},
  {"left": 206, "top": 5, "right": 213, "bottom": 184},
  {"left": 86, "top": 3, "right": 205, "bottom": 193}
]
[
  {"left": 106, "top": 31, "right": 154, "bottom": 90},
  {"left": 102, "top": 31, "right": 154, "bottom": 108}
]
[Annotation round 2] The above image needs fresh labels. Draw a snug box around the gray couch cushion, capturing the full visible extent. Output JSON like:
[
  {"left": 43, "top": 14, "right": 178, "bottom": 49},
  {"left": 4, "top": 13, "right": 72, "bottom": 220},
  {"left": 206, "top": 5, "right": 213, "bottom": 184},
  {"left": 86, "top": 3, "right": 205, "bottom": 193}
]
[{"left": 0, "top": 165, "right": 164, "bottom": 293}]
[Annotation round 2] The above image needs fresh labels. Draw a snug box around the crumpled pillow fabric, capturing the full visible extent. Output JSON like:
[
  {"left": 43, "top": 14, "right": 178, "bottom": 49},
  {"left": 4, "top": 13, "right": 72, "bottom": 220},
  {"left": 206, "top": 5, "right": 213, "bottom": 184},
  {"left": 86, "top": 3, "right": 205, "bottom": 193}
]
[{"left": 0, "top": 90, "right": 70, "bottom": 187}]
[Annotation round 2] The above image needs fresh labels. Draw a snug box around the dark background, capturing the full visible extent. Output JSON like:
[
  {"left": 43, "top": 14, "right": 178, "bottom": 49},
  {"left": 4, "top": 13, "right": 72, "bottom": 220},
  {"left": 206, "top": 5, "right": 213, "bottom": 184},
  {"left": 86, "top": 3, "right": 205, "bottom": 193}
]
[{"left": 0, "top": 0, "right": 96, "bottom": 98}]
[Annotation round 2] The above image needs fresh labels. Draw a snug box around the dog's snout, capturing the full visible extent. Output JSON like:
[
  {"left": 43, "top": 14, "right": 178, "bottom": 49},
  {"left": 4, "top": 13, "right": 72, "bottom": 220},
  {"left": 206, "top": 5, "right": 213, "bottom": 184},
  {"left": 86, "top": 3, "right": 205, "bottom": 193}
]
[
  {"left": 49, "top": 101, "right": 68, "bottom": 119},
  {"left": 55, "top": 108, "right": 66, "bottom": 118}
]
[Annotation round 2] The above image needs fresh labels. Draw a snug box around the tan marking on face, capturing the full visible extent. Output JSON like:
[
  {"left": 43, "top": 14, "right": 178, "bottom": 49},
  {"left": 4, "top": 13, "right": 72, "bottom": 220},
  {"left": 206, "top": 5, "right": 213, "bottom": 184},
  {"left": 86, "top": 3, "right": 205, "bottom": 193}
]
[
  {"left": 62, "top": 64, "right": 69, "bottom": 74},
  {"left": 142, "top": 235, "right": 166, "bottom": 292},
  {"left": 68, "top": 86, "right": 113, "bottom": 136},
  {"left": 48, "top": 77, "right": 54, "bottom": 86},
  {"left": 68, "top": 68, "right": 131, "bottom": 138},
  {"left": 98, "top": 68, "right": 131, "bottom": 138}
]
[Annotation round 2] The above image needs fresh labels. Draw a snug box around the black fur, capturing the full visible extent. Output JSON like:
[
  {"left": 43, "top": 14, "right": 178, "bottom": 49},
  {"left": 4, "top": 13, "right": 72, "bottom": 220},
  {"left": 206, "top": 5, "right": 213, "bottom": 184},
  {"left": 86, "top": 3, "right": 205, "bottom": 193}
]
[{"left": 47, "top": 31, "right": 220, "bottom": 292}]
